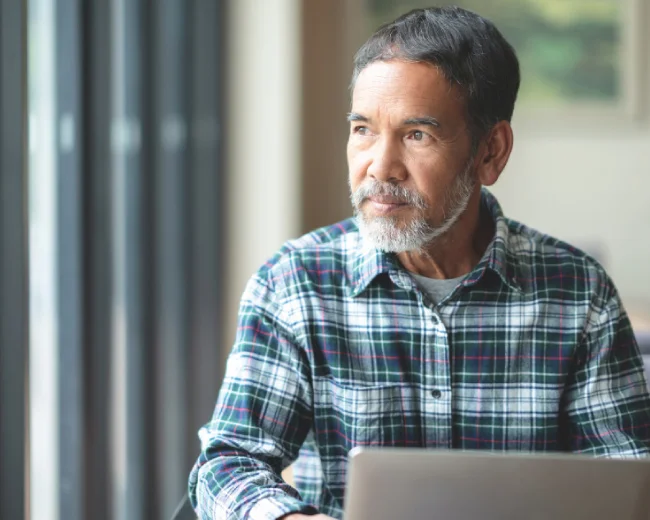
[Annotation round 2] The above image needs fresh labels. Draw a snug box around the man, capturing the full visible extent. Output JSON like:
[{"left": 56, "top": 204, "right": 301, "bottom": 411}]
[{"left": 189, "top": 6, "right": 650, "bottom": 520}]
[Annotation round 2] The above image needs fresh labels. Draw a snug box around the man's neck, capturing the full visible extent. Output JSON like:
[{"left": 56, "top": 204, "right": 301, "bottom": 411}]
[{"left": 396, "top": 190, "right": 494, "bottom": 279}]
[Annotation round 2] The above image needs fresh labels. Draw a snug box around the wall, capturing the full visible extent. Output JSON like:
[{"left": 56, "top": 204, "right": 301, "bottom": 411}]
[
  {"left": 493, "top": 128, "right": 650, "bottom": 314},
  {"left": 224, "top": 0, "right": 302, "bottom": 365},
  {"left": 300, "top": 0, "right": 365, "bottom": 233}
]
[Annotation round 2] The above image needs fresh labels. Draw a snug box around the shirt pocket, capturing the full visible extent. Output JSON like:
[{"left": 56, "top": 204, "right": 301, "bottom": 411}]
[{"left": 323, "top": 379, "right": 412, "bottom": 448}]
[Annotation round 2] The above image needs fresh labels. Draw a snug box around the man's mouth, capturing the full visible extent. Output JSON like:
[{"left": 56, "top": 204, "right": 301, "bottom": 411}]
[{"left": 364, "top": 196, "right": 409, "bottom": 215}]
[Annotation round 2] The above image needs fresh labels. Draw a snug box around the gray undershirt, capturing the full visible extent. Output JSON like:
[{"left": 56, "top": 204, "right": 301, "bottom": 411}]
[{"left": 410, "top": 273, "right": 466, "bottom": 306}]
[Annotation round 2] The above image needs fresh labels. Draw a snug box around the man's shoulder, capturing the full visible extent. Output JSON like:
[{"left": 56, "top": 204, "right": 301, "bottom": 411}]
[
  {"left": 504, "top": 216, "right": 614, "bottom": 299},
  {"left": 284, "top": 218, "right": 360, "bottom": 254},
  {"left": 255, "top": 218, "right": 361, "bottom": 290},
  {"left": 506, "top": 217, "right": 593, "bottom": 260}
]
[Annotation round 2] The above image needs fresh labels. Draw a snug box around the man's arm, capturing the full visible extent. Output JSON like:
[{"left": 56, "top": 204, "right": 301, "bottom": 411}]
[
  {"left": 188, "top": 275, "right": 318, "bottom": 520},
  {"left": 563, "top": 288, "right": 650, "bottom": 456}
]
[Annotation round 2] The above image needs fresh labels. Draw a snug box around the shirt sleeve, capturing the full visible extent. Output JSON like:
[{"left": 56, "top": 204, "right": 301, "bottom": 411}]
[
  {"left": 188, "top": 273, "right": 318, "bottom": 520},
  {"left": 563, "top": 285, "right": 650, "bottom": 457}
]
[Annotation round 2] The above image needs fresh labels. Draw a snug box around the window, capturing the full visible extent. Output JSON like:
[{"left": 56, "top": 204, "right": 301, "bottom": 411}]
[{"left": 367, "top": 0, "right": 643, "bottom": 118}]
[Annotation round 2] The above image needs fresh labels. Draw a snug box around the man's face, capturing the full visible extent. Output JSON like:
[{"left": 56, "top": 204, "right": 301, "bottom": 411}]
[{"left": 347, "top": 60, "right": 478, "bottom": 252}]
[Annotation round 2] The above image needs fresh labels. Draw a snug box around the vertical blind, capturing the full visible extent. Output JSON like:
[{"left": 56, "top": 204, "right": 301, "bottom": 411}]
[
  {"left": 23, "top": 1, "right": 225, "bottom": 519},
  {"left": 0, "top": 1, "right": 27, "bottom": 520}
]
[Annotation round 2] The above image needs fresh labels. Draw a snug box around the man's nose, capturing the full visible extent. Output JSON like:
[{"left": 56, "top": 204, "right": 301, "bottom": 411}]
[{"left": 366, "top": 138, "right": 406, "bottom": 183}]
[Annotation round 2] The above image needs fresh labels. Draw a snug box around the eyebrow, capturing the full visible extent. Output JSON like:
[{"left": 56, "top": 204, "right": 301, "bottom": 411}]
[
  {"left": 347, "top": 112, "right": 368, "bottom": 122},
  {"left": 403, "top": 116, "right": 441, "bottom": 128},
  {"left": 346, "top": 112, "right": 441, "bottom": 128}
]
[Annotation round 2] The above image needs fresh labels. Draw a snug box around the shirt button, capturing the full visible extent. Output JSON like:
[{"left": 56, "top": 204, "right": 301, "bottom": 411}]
[{"left": 431, "top": 389, "right": 442, "bottom": 399}]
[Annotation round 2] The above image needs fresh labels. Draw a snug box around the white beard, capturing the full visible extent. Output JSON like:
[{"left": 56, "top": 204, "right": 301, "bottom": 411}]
[{"left": 351, "top": 158, "right": 475, "bottom": 253}]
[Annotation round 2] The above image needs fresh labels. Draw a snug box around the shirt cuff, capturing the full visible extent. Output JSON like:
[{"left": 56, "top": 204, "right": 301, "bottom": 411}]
[{"left": 247, "top": 495, "right": 319, "bottom": 520}]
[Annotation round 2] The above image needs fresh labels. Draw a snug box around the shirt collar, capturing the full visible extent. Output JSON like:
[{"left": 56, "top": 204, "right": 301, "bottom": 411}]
[
  {"left": 348, "top": 188, "right": 524, "bottom": 298},
  {"left": 349, "top": 235, "right": 401, "bottom": 297},
  {"left": 463, "top": 189, "right": 524, "bottom": 294}
]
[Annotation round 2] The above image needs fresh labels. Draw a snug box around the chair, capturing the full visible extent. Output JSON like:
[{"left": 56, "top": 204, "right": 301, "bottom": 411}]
[{"left": 170, "top": 494, "right": 196, "bottom": 520}]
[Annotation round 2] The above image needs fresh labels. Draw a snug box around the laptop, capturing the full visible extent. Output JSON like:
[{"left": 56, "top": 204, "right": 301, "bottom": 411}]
[{"left": 344, "top": 448, "right": 650, "bottom": 520}]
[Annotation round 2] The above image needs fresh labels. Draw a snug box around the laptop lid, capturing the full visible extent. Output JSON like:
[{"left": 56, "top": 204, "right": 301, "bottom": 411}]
[{"left": 344, "top": 448, "right": 650, "bottom": 520}]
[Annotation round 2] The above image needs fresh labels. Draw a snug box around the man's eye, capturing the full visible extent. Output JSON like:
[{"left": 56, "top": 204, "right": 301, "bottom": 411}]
[
  {"left": 353, "top": 125, "right": 369, "bottom": 135},
  {"left": 411, "top": 130, "right": 425, "bottom": 141}
]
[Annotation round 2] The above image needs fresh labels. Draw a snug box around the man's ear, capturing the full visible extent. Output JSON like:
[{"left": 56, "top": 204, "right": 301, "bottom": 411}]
[{"left": 475, "top": 121, "right": 514, "bottom": 187}]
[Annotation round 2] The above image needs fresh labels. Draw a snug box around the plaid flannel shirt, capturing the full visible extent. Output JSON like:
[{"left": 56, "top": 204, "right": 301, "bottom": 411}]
[{"left": 189, "top": 189, "right": 650, "bottom": 520}]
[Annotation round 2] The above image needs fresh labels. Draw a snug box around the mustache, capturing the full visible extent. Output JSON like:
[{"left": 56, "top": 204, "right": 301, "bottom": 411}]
[{"left": 351, "top": 181, "right": 428, "bottom": 210}]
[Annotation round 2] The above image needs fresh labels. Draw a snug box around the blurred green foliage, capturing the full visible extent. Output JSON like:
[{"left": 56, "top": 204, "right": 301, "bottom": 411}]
[{"left": 367, "top": 0, "right": 620, "bottom": 105}]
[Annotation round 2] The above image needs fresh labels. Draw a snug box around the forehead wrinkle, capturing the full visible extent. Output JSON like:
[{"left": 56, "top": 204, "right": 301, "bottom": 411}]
[
  {"left": 353, "top": 95, "right": 441, "bottom": 130},
  {"left": 351, "top": 61, "right": 471, "bottom": 138},
  {"left": 355, "top": 60, "right": 465, "bottom": 106}
]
